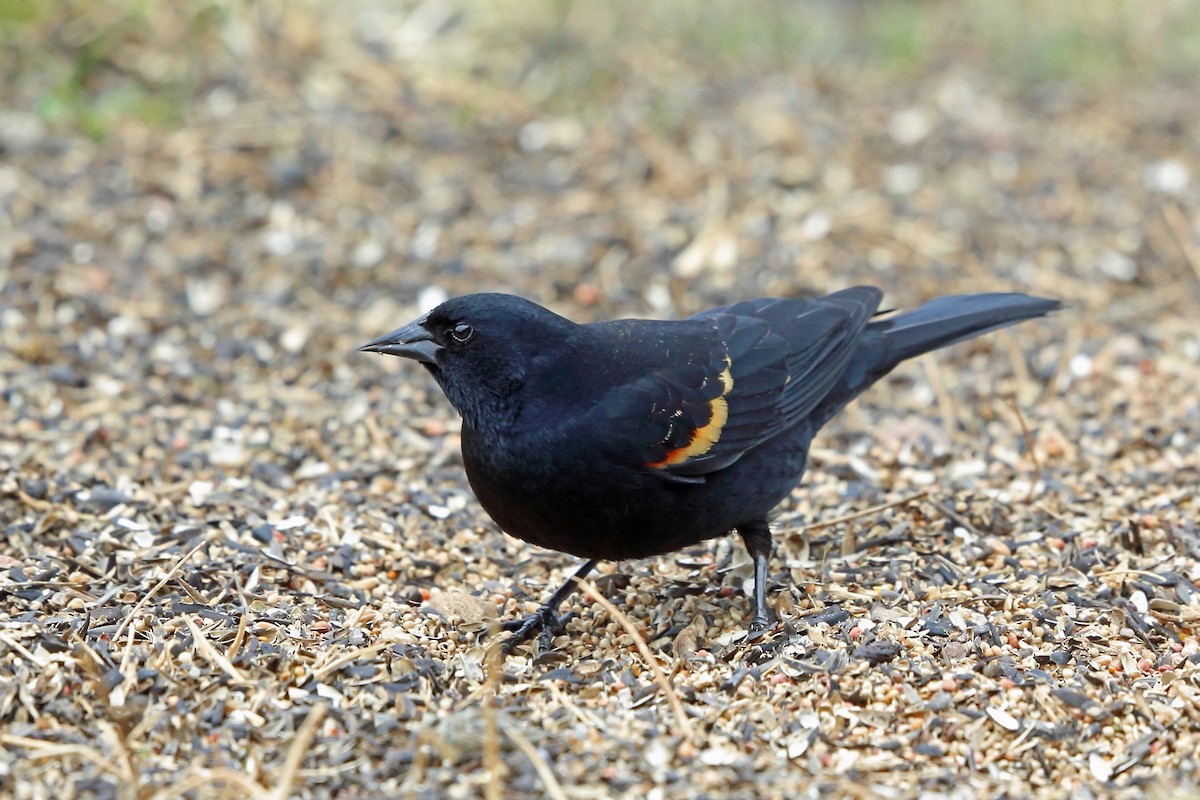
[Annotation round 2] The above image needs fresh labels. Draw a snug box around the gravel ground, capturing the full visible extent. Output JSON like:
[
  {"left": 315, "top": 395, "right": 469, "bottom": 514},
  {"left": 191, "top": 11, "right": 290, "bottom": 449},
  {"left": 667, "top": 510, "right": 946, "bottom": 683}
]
[{"left": 2, "top": 2, "right": 1199, "bottom": 798}]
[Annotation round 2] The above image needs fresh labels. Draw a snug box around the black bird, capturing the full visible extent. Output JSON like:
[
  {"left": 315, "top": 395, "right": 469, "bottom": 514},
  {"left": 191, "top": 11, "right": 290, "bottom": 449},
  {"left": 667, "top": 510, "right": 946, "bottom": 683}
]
[{"left": 360, "top": 288, "right": 1060, "bottom": 650}]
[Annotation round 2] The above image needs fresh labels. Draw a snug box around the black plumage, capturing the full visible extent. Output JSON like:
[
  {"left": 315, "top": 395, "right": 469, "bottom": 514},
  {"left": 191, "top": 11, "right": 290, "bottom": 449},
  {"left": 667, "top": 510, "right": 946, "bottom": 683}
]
[{"left": 360, "top": 288, "right": 1061, "bottom": 650}]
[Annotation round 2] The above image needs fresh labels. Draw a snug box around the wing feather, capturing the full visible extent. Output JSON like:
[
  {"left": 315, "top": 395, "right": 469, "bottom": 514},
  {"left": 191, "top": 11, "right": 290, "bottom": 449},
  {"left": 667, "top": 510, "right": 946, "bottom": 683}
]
[{"left": 596, "top": 287, "right": 883, "bottom": 481}]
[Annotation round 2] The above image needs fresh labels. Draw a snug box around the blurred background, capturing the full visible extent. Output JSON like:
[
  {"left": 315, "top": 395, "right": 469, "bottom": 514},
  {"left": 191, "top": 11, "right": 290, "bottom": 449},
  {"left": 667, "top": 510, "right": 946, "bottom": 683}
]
[
  {"left": 4, "top": 0, "right": 1198, "bottom": 475},
  {"left": 3, "top": 1, "right": 1200, "bottom": 797},
  {"left": 3, "top": 0, "right": 1199, "bottom": 323}
]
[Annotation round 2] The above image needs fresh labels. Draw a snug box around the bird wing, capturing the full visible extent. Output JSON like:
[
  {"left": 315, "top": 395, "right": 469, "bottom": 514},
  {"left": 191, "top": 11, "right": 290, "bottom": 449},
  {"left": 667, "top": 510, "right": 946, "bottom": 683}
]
[{"left": 596, "top": 287, "right": 883, "bottom": 480}]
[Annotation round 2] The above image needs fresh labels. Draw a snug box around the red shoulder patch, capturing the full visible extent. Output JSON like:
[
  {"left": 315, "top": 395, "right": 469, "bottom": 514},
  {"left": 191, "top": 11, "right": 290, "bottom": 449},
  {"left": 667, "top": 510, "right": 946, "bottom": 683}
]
[{"left": 647, "top": 361, "right": 733, "bottom": 468}]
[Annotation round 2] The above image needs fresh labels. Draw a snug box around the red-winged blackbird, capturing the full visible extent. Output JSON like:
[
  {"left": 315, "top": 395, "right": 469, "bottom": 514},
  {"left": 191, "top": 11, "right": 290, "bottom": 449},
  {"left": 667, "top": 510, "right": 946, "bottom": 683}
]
[{"left": 361, "top": 288, "right": 1060, "bottom": 651}]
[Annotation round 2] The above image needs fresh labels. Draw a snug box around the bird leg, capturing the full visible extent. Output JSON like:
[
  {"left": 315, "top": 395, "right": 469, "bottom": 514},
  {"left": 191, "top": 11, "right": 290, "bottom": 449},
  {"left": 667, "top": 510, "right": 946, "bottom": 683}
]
[
  {"left": 737, "top": 524, "right": 773, "bottom": 637},
  {"left": 500, "top": 559, "right": 597, "bottom": 653}
]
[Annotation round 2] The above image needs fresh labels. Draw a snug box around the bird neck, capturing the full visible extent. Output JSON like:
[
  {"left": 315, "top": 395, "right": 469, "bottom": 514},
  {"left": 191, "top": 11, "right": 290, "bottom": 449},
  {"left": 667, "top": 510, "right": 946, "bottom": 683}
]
[{"left": 432, "top": 369, "right": 524, "bottom": 434}]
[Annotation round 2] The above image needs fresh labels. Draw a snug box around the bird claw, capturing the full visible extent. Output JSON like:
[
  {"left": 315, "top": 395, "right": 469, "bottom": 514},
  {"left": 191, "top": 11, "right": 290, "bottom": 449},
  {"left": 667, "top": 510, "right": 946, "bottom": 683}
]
[
  {"left": 500, "top": 607, "right": 575, "bottom": 653},
  {"left": 746, "top": 613, "right": 773, "bottom": 642}
]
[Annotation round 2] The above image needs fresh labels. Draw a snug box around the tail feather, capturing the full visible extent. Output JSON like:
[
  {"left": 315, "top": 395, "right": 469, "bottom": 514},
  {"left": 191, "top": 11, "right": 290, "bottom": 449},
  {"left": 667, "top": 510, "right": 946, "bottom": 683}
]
[
  {"left": 866, "top": 293, "right": 1062, "bottom": 366},
  {"left": 818, "top": 292, "right": 1062, "bottom": 422}
]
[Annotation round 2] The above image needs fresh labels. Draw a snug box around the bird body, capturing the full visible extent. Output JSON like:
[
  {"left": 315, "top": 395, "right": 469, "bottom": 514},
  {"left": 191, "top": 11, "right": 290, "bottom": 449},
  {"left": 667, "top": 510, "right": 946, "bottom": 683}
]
[{"left": 362, "top": 288, "right": 1061, "bottom": 647}]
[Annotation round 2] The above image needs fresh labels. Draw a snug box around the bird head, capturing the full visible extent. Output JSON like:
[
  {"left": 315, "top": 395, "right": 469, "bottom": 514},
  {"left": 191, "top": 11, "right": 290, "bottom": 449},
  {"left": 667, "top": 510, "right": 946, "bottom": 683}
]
[{"left": 360, "top": 293, "right": 576, "bottom": 431}]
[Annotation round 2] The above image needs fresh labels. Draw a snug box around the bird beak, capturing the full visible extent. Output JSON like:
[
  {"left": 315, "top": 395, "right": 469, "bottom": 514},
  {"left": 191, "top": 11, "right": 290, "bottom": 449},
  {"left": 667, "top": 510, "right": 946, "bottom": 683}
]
[{"left": 358, "top": 317, "right": 440, "bottom": 364}]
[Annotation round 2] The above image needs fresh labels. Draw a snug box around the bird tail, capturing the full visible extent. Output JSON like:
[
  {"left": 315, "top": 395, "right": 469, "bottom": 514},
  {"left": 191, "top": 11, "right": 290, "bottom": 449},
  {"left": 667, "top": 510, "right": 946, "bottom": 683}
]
[
  {"left": 865, "top": 293, "right": 1062, "bottom": 367},
  {"left": 815, "top": 292, "right": 1062, "bottom": 423}
]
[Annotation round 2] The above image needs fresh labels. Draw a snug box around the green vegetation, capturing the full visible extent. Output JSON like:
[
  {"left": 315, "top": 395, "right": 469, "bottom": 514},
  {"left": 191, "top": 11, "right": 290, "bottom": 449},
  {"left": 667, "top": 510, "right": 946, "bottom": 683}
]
[
  {"left": 478, "top": 0, "right": 1200, "bottom": 96},
  {"left": 3, "top": 0, "right": 1198, "bottom": 139},
  {"left": 0, "top": 0, "right": 225, "bottom": 138}
]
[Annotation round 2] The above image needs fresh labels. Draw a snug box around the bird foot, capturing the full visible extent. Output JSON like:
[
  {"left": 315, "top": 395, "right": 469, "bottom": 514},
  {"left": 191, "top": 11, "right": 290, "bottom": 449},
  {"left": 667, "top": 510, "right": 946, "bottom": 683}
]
[
  {"left": 500, "top": 605, "right": 575, "bottom": 654},
  {"left": 746, "top": 613, "right": 773, "bottom": 642}
]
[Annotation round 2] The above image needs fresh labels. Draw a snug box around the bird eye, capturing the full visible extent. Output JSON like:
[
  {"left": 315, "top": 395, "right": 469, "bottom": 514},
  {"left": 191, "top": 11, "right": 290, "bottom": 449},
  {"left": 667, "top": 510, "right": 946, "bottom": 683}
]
[{"left": 449, "top": 323, "right": 474, "bottom": 344}]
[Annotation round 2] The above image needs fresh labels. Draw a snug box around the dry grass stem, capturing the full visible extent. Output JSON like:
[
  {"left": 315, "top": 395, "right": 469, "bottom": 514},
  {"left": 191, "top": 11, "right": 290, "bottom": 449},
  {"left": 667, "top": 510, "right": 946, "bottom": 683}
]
[
  {"left": 482, "top": 644, "right": 504, "bottom": 800},
  {"left": 576, "top": 578, "right": 694, "bottom": 740},
  {"left": 1007, "top": 398, "right": 1042, "bottom": 502},
  {"left": 504, "top": 724, "right": 570, "bottom": 800},
  {"left": 1163, "top": 202, "right": 1200, "bottom": 282},
  {"left": 269, "top": 701, "right": 328, "bottom": 800},
  {"left": 183, "top": 615, "right": 250, "bottom": 684},
  {"left": 803, "top": 492, "right": 930, "bottom": 533},
  {"left": 111, "top": 540, "right": 207, "bottom": 643}
]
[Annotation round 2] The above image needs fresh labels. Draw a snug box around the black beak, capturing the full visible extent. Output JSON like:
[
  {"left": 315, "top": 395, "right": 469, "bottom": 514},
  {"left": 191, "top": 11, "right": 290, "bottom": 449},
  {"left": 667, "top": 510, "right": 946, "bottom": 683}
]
[{"left": 358, "top": 317, "right": 440, "bottom": 364}]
